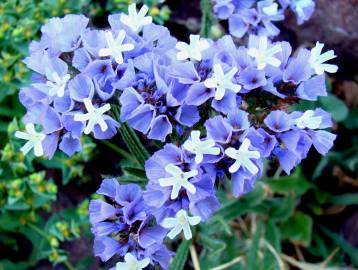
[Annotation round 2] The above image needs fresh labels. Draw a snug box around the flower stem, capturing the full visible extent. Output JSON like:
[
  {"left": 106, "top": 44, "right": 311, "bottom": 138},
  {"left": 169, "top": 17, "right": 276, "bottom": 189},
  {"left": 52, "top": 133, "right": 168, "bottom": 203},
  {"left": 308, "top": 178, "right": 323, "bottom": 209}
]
[{"left": 200, "top": 0, "right": 213, "bottom": 38}]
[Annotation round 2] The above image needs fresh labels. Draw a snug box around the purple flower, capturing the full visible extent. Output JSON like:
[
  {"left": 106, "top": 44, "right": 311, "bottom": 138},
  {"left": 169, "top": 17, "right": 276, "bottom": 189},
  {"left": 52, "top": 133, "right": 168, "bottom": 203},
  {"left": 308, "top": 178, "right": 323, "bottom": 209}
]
[
  {"left": 40, "top": 14, "right": 89, "bottom": 53},
  {"left": 214, "top": 0, "right": 235, "bottom": 19},
  {"left": 238, "top": 67, "right": 267, "bottom": 90},
  {"left": 89, "top": 178, "right": 173, "bottom": 266},
  {"left": 264, "top": 110, "right": 292, "bottom": 132}
]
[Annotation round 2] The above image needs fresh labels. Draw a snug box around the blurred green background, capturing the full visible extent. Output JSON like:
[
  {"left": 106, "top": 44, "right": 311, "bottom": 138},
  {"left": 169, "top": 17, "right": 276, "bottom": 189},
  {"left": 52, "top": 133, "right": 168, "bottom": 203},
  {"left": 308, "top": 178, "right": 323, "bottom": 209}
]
[{"left": 0, "top": 0, "right": 357, "bottom": 269}]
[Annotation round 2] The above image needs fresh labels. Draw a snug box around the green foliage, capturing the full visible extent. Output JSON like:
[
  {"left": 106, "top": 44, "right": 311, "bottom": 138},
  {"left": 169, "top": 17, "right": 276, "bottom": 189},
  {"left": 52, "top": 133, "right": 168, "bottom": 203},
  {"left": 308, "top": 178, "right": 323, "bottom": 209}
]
[
  {"left": 169, "top": 239, "right": 192, "bottom": 270},
  {"left": 196, "top": 166, "right": 357, "bottom": 269},
  {"left": 0, "top": 119, "right": 95, "bottom": 269}
]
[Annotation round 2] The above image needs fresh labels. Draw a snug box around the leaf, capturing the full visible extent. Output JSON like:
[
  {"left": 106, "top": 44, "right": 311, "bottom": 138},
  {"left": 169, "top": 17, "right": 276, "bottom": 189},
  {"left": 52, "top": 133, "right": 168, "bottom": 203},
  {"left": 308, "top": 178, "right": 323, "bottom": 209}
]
[
  {"left": 343, "top": 108, "right": 358, "bottom": 130},
  {"left": 265, "top": 170, "right": 313, "bottom": 196},
  {"left": 318, "top": 225, "right": 358, "bottom": 268},
  {"left": 0, "top": 213, "right": 21, "bottom": 231},
  {"left": 0, "top": 260, "right": 29, "bottom": 270},
  {"left": 212, "top": 183, "right": 265, "bottom": 223},
  {"left": 247, "top": 221, "right": 262, "bottom": 270},
  {"left": 268, "top": 193, "right": 295, "bottom": 221},
  {"left": 280, "top": 212, "right": 313, "bottom": 247},
  {"left": 169, "top": 239, "right": 192, "bottom": 270},
  {"left": 199, "top": 233, "right": 226, "bottom": 256},
  {"left": 318, "top": 94, "right": 349, "bottom": 122},
  {"left": 329, "top": 193, "right": 358, "bottom": 205},
  {"left": 265, "top": 220, "right": 281, "bottom": 251}
]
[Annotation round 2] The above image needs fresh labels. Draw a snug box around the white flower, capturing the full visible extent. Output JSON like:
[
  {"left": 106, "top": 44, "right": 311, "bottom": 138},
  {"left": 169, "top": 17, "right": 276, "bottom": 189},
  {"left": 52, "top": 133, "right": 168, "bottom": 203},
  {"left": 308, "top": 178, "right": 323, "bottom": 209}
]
[
  {"left": 183, "top": 130, "right": 220, "bottom": 163},
  {"left": 99, "top": 30, "right": 134, "bottom": 64},
  {"left": 247, "top": 36, "right": 282, "bottom": 70},
  {"left": 294, "top": 110, "right": 322, "bottom": 129},
  {"left": 161, "top": 209, "right": 201, "bottom": 240},
  {"left": 74, "top": 98, "right": 111, "bottom": 135},
  {"left": 116, "top": 253, "right": 150, "bottom": 270},
  {"left": 158, "top": 164, "right": 198, "bottom": 200},
  {"left": 291, "top": 0, "right": 313, "bottom": 17},
  {"left": 120, "top": 3, "right": 152, "bottom": 32},
  {"left": 309, "top": 42, "right": 338, "bottom": 75},
  {"left": 204, "top": 64, "right": 241, "bottom": 100},
  {"left": 46, "top": 71, "right": 70, "bottom": 97},
  {"left": 15, "top": 123, "right": 46, "bottom": 157},
  {"left": 262, "top": 2, "right": 279, "bottom": 16},
  {"left": 224, "top": 138, "right": 260, "bottom": 174},
  {"left": 176, "top": 34, "right": 210, "bottom": 61}
]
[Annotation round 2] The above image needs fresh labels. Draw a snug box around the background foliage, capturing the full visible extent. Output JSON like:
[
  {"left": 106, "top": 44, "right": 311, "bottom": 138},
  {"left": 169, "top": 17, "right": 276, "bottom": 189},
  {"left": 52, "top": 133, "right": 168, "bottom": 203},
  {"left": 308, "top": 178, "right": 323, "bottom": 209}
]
[{"left": 0, "top": 0, "right": 357, "bottom": 269}]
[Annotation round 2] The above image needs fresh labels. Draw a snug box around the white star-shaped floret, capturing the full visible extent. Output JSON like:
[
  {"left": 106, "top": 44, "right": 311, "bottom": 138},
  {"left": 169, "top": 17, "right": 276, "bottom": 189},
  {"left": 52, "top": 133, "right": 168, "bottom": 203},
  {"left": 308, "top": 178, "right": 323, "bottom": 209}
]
[
  {"left": 99, "top": 30, "right": 134, "bottom": 64},
  {"left": 176, "top": 34, "right": 210, "bottom": 61},
  {"left": 74, "top": 98, "right": 111, "bottom": 135},
  {"left": 309, "top": 42, "right": 338, "bottom": 75},
  {"left": 224, "top": 138, "right": 260, "bottom": 174},
  {"left": 15, "top": 123, "right": 46, "bottom": 157},
  {"left": 247, "top": 36, "right": 282, "bottom": 70},
  {"left": 183, "top": 130, "right": 220, "bottom": 163},
  {"left": 292, "top": 0, "right": 313, "bottom": 17},
  {"left": 158, "top": 164, "right": 198, "bottom": 200},
  {"left": 46, "top": 71, "right": 70, "bottom": 97},
  {"left": 120, "top": 3, "right": 152, "bottom": 32},
  {"left": 204, "top": 64, "right": 241, "bottom": 100},
  {"left": 161, "top": 209, "right": 201, "bottom": 240},
  {"left": 294, "top": 110, "right": 322, "bottom": 129},
  {"left": 116, "top": 253, "right": 150, "bottom": 270},
  {"left": 262, "top": 2, "right": 279, "bottom": 16}
]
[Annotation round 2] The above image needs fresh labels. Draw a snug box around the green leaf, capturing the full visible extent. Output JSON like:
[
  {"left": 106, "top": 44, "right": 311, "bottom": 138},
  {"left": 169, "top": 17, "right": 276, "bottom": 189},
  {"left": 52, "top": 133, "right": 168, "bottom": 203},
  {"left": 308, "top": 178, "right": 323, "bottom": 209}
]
[
  {"left": 199, "top": 233, "right": 226, "bottom": 256},
  {"left": 268, "top": 193, "right": 295, "bottom": 221},
  {"left": 329, "top": 193, "right": 358, "bottom": 205},
  {"left": 343, "top": 108, "right": 358, "bottom": 130},
  {"left": 318, "top": 94, "right": 349, "bottom": 122},
  {"left": 169, "top": 239, "right": 192, "bottom": 270},
  {"left": 0, "top": 213, "right": 21, "bottom": 231},
  {"left": 212, "top": 183, "right": 265, "bottom": 223},
  {"left": 265, "top": 170, "right": 313, "bottom": 196},
  {"left": 0, "top": 260, "right": 29, "bottom": 270},
  {"left": 318, "top": 225, "right": 358, "bottom": 268},
  {"left": 280, "top": 212, "right": 313, "bottom": 247},
  {"left": 265, "top": 220, "right": 281, "bottom": 251},
  {"left": 247, "top": 221, "right": 262, "bottom": 270}
]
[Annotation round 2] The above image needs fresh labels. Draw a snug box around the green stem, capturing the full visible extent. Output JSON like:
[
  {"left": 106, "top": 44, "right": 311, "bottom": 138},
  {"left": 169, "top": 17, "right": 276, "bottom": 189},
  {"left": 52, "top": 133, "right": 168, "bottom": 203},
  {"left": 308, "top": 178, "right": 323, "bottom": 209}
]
[
  {"left": 100, "top": 139, "right": 132, "bottom": 160},
  {"left": 200, "top": 0, "right": 213, "bottom": 38},
  {"left": 111, "top": 105, "right": 149, "bottom": 167},
  {"left": 63, "top": 260, "right": 76, "bottom": 270},
  {"left": 119, "top": 123, "right": 149, "bottom": 167},
  {"left": 27, "top": 223, "right": 48, "bottom": 239}
]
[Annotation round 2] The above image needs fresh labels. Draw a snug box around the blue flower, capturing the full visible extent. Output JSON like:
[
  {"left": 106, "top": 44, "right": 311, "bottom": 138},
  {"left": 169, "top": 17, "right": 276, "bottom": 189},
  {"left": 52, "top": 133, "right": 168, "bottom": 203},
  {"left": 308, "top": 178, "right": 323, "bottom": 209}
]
[{"left": 89, "top": 178, "right": 173, "bottom": 267}]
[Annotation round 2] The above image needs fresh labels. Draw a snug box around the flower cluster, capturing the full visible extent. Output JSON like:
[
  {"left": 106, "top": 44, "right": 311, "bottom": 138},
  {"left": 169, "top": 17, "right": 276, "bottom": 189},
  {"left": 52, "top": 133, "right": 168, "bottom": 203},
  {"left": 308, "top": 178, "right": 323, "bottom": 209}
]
[
  {"left": 213, "top": 0, "right": 315, "bottom": 38},
  {"left": 89, "top": 179, "right": 173, "bottom": 269},
  {"left": 16, "top": 3, "right": 338, "bottom": 269}
]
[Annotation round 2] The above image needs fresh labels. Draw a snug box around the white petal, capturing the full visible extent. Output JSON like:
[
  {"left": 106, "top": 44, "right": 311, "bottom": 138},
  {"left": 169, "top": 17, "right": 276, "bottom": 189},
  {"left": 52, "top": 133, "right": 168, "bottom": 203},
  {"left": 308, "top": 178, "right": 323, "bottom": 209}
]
[
  {"left": 171, "top": 183, "right": 181, "bottom": 199},
  {"left": 242, "top": 159, "right": 259, "bottom": 175},
  {"left": 225, "top": 147, "right": 238, "bottom": 159},
  {"left": 15, "top": 131, "right": 31, "bottom": 140},
  {"left": 167, "top": 224, "right": 182, "bottom": 239},
  {"left": 188, "top": 215, "right": 201, "bottom": 226},
  {"left": 161, "top": 217, "right": 178, "bottom": 228},
  {"left": 182, "top": 181, "right": 196, "bottom": 194},
  {"left": 229, "top": 160, "right": 241, "bottom": 173},
  {"left": 182, "top": 223, "right": 192, "bottom": 240},
  {"left": 204, "top": 78, "right": 217, "bottom": 88}
]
